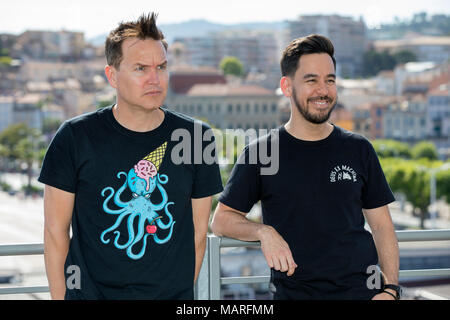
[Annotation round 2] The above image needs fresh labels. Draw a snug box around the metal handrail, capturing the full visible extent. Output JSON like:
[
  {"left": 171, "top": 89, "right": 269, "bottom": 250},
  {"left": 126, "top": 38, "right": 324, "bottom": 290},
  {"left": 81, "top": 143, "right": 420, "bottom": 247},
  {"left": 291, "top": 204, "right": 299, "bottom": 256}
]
[
  {"left": 202, "top": 229, "right": 450, "bottom": 300},
  {"left": 1, "top": 229, "right": 450, "bottom": 298}
]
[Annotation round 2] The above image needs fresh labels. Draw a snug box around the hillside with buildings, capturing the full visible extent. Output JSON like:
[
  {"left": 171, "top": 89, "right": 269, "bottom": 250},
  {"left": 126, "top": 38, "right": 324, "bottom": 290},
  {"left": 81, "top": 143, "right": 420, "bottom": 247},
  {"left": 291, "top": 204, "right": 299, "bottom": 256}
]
[{"left": 0, "top": 13, "right": 449, "bottom": 157}]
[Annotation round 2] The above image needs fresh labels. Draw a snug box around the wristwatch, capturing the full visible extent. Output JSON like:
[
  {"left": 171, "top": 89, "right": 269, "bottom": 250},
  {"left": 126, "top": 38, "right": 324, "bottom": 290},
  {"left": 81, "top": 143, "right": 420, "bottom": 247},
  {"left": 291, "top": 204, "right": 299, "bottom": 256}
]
[{"left": 383, "top": 284, "right": 402, "bottom": 300}]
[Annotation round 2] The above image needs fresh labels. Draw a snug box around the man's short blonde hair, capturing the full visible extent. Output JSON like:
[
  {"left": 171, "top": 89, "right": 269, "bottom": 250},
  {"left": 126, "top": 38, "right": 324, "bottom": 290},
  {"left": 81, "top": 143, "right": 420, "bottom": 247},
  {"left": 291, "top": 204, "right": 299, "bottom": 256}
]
[{"left": 105, "top": 12, "right": 168, "bottom": 69}]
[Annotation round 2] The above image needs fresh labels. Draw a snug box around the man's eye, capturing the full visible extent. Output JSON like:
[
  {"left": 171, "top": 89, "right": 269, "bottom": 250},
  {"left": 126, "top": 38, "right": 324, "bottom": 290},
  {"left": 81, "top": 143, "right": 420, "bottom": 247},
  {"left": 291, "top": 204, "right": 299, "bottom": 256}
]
[
  {"left": 132, "top": 193, "right": 139, "bottom": 198},
  {"left": 136, "top": 66, "right": 145, "bottom": 71},
  {"left": 157, "top": 64, "right": 167, "bottom": 70},
  {"left": 144, "top": 193, "right": 151, "bottom": 199}
]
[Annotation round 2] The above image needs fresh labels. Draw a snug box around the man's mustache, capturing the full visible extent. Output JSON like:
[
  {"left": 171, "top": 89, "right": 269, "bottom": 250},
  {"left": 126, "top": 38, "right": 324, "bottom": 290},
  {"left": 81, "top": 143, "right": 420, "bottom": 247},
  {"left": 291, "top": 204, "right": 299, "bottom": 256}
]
[{"left": 307, "top": 96, "right": 333, "bottom": 103}]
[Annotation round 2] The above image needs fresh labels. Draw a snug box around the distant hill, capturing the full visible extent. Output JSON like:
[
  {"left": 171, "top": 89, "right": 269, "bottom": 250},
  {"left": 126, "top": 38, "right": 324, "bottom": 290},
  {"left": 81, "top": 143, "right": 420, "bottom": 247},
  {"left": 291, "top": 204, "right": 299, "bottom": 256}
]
[{"left": 87, "top": 19, "right": 286, "bottom": 46}]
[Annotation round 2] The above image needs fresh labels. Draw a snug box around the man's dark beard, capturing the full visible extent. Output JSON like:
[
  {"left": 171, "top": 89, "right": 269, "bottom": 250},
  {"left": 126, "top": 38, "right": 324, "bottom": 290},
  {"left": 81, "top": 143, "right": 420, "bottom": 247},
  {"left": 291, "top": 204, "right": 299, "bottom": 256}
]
[{"left": 292, "top": 87, "right": 336, "bottom": 124}]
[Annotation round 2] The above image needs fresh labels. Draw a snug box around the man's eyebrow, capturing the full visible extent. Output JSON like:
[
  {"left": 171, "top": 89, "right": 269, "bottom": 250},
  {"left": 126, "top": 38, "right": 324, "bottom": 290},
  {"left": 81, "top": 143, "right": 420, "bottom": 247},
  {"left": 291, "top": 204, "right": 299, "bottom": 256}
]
[
  {"left": 133, "top": 60, "right": 167, "bottom": 67},
  {"left": 303, "top": 73, "right": 336, "bottom": 79},
  {"left": 303, "top": 73, "right": 318, "bottom": 79}
]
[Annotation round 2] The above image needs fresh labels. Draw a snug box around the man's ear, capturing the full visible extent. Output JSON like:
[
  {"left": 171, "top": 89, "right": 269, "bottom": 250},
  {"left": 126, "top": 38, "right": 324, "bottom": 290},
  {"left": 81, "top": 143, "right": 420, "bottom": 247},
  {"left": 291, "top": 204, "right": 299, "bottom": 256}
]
[
  {"left": 105, "top": 65, "right": 117, "bottom": 89},
  {"left": 280, "top": 76, "right": 292, "bottom": 98}
]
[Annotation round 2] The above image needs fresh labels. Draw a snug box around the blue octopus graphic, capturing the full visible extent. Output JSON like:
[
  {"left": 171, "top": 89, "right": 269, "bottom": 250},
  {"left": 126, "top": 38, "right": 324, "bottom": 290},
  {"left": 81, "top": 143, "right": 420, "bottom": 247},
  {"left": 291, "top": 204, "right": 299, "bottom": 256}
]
[{"left": 100, "top": 167, "right": 175, "bottom": 260}]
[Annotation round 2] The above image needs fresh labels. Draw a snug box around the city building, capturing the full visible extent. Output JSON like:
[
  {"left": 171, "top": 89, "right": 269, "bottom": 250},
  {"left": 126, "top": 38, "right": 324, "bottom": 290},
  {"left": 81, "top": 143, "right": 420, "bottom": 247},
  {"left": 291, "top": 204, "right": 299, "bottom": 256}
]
[
  {"left": 0, "top": 96, "right": 14, "bottom": 132},
  {"left": 373, "top": 35, "right": 450, "bottom": 65},
  {"left": 352, "top": 98, "right": 396, "bottom": 140},
  {"left": 172, "top": 31, "right": 279, "bottom": 76},
  {"left": 168, "top": 66, "right": 226, "bottom": 95},
  {"left": 287, "top": 15, "right": 367, "bottom": 78},
  {"left": 14, "top": 30, "right": 85, "bottom": 61},
  {"left": 352, "top": 103, "right": 371, "bottom": 139},
  {"left": 383, "top": 95, "right": 428, "bottom": 141},
  {"left": 329, "top": 103, "right": 353, "bottom": 131},
  {"left": 13, "top": 94, "right": 43, "bottom": 130},
  {"left": 337, "top": 78, "right": 389, "bottom": 111},
  {"left": 427, "top": 83, "right": 450, "bottom": 138},
  {"left": 393, "top": 62, "right": 437, "bottom": 96},
  {"left": 168, "top": 83, "right": 280, "bottom": 130}
]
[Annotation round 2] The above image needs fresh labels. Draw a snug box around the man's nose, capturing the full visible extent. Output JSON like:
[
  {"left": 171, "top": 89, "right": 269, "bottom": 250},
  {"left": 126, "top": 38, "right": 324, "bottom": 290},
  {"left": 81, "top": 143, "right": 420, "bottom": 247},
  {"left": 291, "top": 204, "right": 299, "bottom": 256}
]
[
  {"left": 315, "top": 81, "right": 329, "bottom": 96},
  {"left": 146, "top": 69, "right": 160, "bottom": 85}
]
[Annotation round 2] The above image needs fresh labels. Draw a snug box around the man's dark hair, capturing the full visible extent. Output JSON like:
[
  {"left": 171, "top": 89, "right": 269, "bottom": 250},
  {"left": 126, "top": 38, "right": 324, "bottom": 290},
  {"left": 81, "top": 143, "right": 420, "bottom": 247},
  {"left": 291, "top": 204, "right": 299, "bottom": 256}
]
[
  {"left": 105, "top": 12, "right": 168, "bottom": 69},
  {"left": 280, "top": 34, "right": 336, "bottom": 77}
]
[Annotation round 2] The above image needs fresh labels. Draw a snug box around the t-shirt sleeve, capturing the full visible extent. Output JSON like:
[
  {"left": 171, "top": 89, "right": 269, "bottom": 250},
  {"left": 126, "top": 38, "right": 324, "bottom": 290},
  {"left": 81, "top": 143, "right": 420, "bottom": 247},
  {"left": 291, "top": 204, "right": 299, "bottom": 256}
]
[
  {"left": 38, "top": 121, "right": 77, "bottom": 193},
  {"left": 361, "top": 141, "right": 395, "bottom": 209},
  {"left": 218, "top": 144, "right": 261, "bottom": 213},
  {"left": 191, "top": 125, "right": 223, "bottom": 198}
]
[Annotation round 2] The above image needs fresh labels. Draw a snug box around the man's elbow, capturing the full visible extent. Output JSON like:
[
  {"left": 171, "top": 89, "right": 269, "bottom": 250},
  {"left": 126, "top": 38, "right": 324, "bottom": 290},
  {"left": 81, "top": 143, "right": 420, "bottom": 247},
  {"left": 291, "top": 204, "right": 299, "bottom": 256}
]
[
  {"left": 210, "top": 209, "right": 225, "bottom": 237},
  {"left": 44, "top": 222, "right": 70, "bottom": 247}
]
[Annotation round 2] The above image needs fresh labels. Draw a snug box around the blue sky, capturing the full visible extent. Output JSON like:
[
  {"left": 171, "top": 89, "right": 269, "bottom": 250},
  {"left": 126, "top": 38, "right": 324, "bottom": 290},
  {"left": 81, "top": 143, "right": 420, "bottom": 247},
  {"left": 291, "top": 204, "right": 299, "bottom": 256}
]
[{"left": 1, "top": 0, "right": 449, "bottom": 38}]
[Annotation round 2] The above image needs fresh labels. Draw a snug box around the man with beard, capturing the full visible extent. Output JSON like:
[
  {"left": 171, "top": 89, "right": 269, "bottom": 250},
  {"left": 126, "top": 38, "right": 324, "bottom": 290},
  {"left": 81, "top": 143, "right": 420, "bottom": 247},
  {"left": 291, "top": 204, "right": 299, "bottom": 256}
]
[{"left": 211, "top": 35, "right": 401, "bottom": 300}]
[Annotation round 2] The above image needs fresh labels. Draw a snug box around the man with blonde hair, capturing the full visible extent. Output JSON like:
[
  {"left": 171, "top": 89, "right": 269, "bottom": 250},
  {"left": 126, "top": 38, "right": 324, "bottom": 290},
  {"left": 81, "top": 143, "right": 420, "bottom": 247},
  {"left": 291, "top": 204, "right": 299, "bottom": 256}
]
[{"left": 39, "top": 13, "right": 222, "bottom": 299}]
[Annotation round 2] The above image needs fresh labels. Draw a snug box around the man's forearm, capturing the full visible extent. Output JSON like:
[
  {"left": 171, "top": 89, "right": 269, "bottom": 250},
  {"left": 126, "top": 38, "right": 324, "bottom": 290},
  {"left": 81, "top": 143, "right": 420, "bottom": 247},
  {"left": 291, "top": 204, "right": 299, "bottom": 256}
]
[
  {"left": 372, "top": 226, "right": 399, "bottom": 285},
  {"left": 211, "top": 209, "right": 269, "bottom": 242},
  {"left": 44, "top": 228, "right": 70, "bottom": 300},
  {"left": 194, "top": 237, "right": 206, "bottom": 284}
]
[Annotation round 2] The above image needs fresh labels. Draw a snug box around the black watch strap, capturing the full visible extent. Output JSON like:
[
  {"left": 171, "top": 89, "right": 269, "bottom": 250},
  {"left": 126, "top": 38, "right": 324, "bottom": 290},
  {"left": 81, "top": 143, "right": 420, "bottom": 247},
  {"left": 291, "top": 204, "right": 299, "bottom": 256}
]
[{"left": 384, "top": 284, "right": 401, "bottom": 299}]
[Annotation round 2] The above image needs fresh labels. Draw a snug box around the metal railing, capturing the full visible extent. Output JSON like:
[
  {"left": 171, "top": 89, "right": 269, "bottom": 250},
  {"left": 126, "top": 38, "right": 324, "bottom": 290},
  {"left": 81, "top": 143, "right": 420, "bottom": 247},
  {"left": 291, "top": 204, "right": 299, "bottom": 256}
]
[
  {"left": 196, "top": 229, "right": 450, "bottom": 300},
  {"left": 1, "top": 230, "right": 450, "bottom": 299}
]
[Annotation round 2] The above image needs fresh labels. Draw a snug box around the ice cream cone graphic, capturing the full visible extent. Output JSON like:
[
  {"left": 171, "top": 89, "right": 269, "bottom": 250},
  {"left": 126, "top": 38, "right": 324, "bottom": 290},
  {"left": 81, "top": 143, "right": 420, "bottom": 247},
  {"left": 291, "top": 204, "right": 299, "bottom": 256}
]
[
  {"left": 133, "top": 142, "right": 168, "bottom": 190},
  {"left": 143, "top": 141, "right": 167, "bottom": 172}
]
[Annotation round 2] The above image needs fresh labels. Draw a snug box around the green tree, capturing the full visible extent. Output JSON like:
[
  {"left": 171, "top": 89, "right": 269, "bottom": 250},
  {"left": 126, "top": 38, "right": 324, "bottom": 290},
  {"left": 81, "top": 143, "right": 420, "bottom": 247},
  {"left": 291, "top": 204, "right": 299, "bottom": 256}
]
[
  {"left": 393, "top": 50, "right": 417, "bottom": 64},
  {"left": 372, "top": 139, "right": 412, "bottom": 158},
  {"left": 436, "top": 169, "right": 450, "bottom": 202},
  {"left": 97, "top": 100, "right": 115, "bottom": 109},
  {"left": 381, "top": 158, "right": 450, "bottom": 229},
  {"left": 42, "top": 118, "right": 62, "bottom": 135},
  {"left": 362, "top": 50, "right": 397, "bottom": 76},
  {"left": 411, "top": 141, "right": 439, "bottom": 160},
  {"left": 219, "top": 56, "right": 244, "bottom": 77},
  {"left": 0, "top": 123, "right": 45, "bottom": 194}
]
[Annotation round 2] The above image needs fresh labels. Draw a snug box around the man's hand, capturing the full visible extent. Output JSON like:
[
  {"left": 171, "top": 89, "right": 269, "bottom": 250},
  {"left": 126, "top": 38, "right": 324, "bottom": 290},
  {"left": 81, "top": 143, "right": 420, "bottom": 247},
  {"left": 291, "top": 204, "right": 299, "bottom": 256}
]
[
  {"left": 211, "top": 202, "right": 298, "bottom": 276},
  {"left": 258, "top": 225, "right": 298, "bottom": 276},
  {"left": 371, "top": 291, "right": 397, "bottom": 300}
]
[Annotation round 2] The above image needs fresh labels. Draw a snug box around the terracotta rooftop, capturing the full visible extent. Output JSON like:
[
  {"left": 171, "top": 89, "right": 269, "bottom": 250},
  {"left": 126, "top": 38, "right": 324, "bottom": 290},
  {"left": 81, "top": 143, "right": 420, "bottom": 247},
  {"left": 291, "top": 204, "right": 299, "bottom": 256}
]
[
  {"left": 169, "top": 68, "right": 226, "bottom": 94},
  {"left": 428, "top": 84, "right": 449, "bottom": 96}
]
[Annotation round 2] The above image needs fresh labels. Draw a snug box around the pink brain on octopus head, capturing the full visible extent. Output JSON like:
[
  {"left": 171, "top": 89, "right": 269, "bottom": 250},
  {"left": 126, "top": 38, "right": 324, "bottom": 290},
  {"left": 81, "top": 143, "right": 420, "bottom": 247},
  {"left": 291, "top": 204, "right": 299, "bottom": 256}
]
[{"left": 134, "top": 160, "right": 157, "bottom": 181}]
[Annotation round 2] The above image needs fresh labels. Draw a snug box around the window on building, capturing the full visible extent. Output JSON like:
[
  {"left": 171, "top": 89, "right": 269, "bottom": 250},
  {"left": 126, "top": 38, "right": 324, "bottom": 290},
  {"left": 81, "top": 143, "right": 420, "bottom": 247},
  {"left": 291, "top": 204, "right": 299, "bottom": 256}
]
[
  {"left": 271, "top": 103, "right": 277, "bottom": 113},
  {"left": 376, "top": 108, "right": 382, "bottom": 117}
]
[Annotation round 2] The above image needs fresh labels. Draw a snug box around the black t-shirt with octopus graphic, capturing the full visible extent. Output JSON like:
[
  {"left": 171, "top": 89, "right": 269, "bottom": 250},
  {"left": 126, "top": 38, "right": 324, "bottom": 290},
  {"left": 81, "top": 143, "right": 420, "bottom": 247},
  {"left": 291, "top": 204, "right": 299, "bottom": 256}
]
[{"left": 39, "top": 106, "right": 223, "bottom": 299}]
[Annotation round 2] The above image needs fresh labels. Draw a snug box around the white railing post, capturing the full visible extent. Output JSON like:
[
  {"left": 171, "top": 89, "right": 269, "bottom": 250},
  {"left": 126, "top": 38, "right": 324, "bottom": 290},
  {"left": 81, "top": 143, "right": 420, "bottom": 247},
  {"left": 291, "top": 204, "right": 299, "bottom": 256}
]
[
  {"left": 194, "top": 237, "right": 210, "bottom": 300},
  {"left": 208, "top": 235, "right": 222, "bottom": 300}
]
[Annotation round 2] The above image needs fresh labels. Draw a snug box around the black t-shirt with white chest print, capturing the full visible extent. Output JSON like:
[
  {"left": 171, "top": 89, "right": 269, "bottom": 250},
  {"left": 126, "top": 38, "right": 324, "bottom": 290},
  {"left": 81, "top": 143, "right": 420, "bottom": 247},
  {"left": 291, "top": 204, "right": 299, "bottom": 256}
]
[
  {"left": 39, "top": 106, "right": 223, "bottom": 299},
  {"left": 219, "top": 125, "right": 395, "bottom": 300}
]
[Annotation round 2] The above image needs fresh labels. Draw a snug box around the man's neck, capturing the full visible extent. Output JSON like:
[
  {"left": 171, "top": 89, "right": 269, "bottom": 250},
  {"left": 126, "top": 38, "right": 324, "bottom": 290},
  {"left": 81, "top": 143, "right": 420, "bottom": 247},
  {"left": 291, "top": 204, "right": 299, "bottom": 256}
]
[
  {"left": 284, "top": 111, "right": 334, "bottom": 141},
  {"left": 113, "top": 103, "right": 164, "bottom": 133}
]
